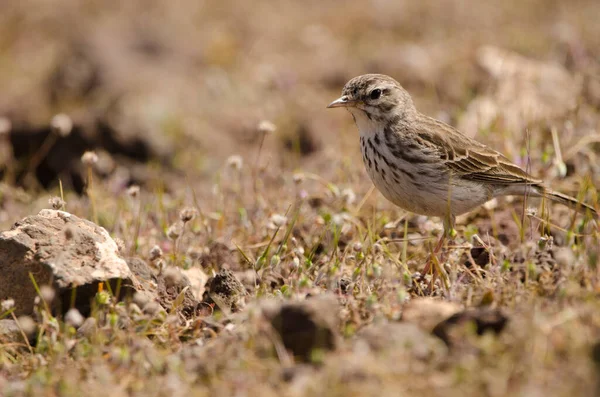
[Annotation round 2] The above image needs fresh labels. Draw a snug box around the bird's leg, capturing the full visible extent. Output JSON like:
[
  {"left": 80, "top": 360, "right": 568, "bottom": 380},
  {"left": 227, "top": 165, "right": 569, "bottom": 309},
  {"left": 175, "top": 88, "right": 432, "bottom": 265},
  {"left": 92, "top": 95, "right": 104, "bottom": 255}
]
[
  {"left": 422, "top": 234, "right": 446, "bottom": 275},
  {"left": 421, "top": 215, "right": 455, "bottom": 289}
]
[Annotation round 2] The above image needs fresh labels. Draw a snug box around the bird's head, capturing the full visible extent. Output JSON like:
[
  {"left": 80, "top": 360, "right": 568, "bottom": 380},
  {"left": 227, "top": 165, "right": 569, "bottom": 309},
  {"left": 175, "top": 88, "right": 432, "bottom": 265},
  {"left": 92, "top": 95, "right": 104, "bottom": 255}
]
[{"left": 327, "top": 74, "right": 415, "bottom": 127}]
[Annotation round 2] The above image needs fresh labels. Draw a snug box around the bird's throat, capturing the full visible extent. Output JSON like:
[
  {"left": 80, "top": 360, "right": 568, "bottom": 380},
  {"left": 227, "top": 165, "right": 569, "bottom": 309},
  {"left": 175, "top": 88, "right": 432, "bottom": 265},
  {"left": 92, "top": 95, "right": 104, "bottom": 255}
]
[{"left": 349, "top": 108, "right": 384, "bottom": 138}]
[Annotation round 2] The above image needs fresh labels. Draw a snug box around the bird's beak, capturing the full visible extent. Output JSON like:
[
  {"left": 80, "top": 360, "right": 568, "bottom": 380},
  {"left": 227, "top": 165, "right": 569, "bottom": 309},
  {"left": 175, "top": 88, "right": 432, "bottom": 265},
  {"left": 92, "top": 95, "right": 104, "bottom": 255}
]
[{"left": 327, "top": 95, "right": 358, "bottom": 108}]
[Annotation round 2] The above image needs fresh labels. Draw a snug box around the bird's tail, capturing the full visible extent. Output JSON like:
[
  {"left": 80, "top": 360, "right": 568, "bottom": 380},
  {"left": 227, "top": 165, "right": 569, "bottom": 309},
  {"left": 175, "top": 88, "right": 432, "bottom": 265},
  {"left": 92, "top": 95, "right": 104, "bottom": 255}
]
[{"left": 542, "top": 188, "right": 598, "bottom": 219}]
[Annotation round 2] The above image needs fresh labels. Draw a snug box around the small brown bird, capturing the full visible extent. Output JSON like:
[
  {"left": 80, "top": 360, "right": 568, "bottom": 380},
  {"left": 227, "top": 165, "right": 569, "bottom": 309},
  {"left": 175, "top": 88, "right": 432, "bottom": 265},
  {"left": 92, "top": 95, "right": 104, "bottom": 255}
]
[{"left": 328, "top": 74, "right": 597, "bottom": 267}]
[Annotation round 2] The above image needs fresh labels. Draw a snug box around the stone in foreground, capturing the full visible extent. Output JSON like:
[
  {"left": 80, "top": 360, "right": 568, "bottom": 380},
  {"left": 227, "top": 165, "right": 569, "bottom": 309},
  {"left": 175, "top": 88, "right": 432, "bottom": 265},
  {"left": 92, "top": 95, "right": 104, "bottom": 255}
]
[
  {"left": 264, "top": 294, "right": 340, "bottom": 362},
  {"left": 0, "top": 209, "right": 134, "bottom": 316}
]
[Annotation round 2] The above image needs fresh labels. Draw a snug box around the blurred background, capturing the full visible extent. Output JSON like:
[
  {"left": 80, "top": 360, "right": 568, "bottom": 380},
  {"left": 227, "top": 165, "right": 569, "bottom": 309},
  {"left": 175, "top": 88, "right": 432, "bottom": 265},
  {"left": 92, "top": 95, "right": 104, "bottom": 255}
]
[{"left": 0, "top": 0, "right": 599, "bottom": 228}]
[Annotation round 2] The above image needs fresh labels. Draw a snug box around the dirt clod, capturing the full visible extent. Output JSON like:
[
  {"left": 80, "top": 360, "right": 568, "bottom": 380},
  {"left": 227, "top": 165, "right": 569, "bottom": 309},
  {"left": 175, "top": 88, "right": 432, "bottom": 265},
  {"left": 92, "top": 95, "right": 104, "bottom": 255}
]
[
  {"left": 202, "top": 269, "right": 246, "bottom": 313},
  {"left": 266, "top": 294, "right": 339, "bottom": 362},
  {"left": 432, "top": 308, "right": 509, "bottom": 346}
]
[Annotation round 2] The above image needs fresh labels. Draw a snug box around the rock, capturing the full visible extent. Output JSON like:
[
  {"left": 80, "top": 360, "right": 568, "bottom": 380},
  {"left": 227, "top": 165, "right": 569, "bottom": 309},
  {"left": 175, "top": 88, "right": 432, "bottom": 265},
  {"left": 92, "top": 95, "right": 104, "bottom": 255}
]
[
  {"left": 356, "top": 322, "right": 447, "bottom": 361},
  {"left": 126, "top": 257, "right": 157, "bottom": 291},
  {"left": 5, "top": 116, "right": 171, "bottom": 194},
  {"left": 464, "top": 235, "right": 506, "bottom": 269},
  {"left": 432, "top": 308, "right": 508, "bottom": 346},
  {"left": 0, "top": 317, "right": 36, "bottom": 347},
  {"left": 0, "top": 210, "right": 135, "bottom": 316},
  {"left": 591, "top": 340, "right": 600, "bottom": 366},
  {"left": 469, "top": 246, "right": 490, "bottom": 267},
  {"left": 202, "top": 270, "right": 246, "bottom": 313},
  {"left": 265, "top": 294, "right": 339, "bottom": 362},
  {"left": 157, "top": 267, "right": 198, "bottom": 317},
  {"left": 401, "top": 298, "right": 462, "bottom": 332},
  {"left": 336, "top": 276, "right": 352, "bottom": 294},
  {"left": 0, "top": 319, "right": 24, "bottom": 344}
]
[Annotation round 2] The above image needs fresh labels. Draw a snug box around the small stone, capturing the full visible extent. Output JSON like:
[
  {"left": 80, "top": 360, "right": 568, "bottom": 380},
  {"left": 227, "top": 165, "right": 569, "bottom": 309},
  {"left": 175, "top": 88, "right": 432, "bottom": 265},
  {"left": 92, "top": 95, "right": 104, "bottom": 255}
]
[
  {"left": 0, "top": 319, "right": 24, "bottom": 343},
  {"left": 203, "top": 270, "right": 246, "bottom": 313},
  {"left": 265, "top": 294, "right": 339, "bottom": 362},
  {"left": 469, "top": 246, "right": 491, "bottom": 267},
  {"left": 432, "top": 308, "right": 508, "bottom": 346},
  {"left": 337, "top": 276, "right": 351, "bottom": 294}
]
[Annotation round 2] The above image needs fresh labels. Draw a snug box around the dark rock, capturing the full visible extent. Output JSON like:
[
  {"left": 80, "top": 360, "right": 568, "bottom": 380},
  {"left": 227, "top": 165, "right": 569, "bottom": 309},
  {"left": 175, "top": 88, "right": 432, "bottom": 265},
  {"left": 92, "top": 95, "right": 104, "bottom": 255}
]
[
  {"left": 4, "top": 115, "right": 171, "bottom": 194},
  {"left": 265, "top": 294, "right": 339, "bottom": 362},
  {"left": 432, "top": 308, "right": 508, "bottom": 346},
  {"left": 469, "top": 246, "right": 490, "bottom": 267},
  {"left": 307, "top": 197, "right": 325, "bottom": 209},
  {"left": 463, "top": 236, "right": 506, "bottom": 269},
  {"left": 202, "top": 269, "right": 246, "bottom": 313},
  {"left": 0, "top": 210, "right": 135, "bottom": 316},
  {"left": 337, "top": 276, "right": 352, "bottom": 294},
  {"left": 591, "top": 340, "right": 600, "bottom": 366},
  {"left": 126, "top": 257, "right": 157, "bottom": 289}
]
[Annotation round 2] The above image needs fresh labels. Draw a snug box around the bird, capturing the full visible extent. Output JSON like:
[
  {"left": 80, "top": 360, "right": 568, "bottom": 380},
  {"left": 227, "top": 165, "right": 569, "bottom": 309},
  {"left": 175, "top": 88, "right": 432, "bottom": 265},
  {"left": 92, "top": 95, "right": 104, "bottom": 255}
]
[{"left": 327, "top": 74, "right": 597, "bottom": 277}]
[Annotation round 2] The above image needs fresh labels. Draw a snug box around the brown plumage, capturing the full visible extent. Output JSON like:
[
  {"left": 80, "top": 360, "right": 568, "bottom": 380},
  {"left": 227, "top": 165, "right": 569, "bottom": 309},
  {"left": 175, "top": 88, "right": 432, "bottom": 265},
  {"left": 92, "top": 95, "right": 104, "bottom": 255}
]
[{"left": 328, "top": 73, "right": 598, "bottom": 237}]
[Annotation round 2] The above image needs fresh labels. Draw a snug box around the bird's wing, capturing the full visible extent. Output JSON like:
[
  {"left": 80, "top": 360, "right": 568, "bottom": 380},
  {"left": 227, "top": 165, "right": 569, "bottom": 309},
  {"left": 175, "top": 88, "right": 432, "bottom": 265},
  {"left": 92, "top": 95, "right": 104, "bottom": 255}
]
[{"left": 417, "top": 116, "right": 542, "bottom": 185}]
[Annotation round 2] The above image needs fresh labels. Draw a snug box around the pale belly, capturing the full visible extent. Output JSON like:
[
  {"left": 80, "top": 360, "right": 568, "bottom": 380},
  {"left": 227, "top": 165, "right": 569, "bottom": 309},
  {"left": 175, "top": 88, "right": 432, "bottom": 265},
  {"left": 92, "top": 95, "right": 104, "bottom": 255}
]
[
  {"left": 362, "top": 148, "right": 491, "bottom": 217},
  {"left": 353, "top": 110, "right": 492, "bottom": 217}
]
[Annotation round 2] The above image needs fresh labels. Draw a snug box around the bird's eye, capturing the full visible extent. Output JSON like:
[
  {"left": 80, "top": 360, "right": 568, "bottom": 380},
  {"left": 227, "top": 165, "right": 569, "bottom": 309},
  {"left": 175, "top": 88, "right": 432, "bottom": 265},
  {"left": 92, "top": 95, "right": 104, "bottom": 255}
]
[{"left": 369, "top": 89, "right": 382, "bottom": 100}]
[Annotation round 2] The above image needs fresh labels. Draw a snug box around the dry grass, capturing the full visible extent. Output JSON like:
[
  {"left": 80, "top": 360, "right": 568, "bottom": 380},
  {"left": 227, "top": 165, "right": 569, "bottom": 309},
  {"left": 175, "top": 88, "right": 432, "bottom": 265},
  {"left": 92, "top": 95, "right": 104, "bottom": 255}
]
[{"left": 1, "top": 0, "right": 600, "bottom": 396}]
